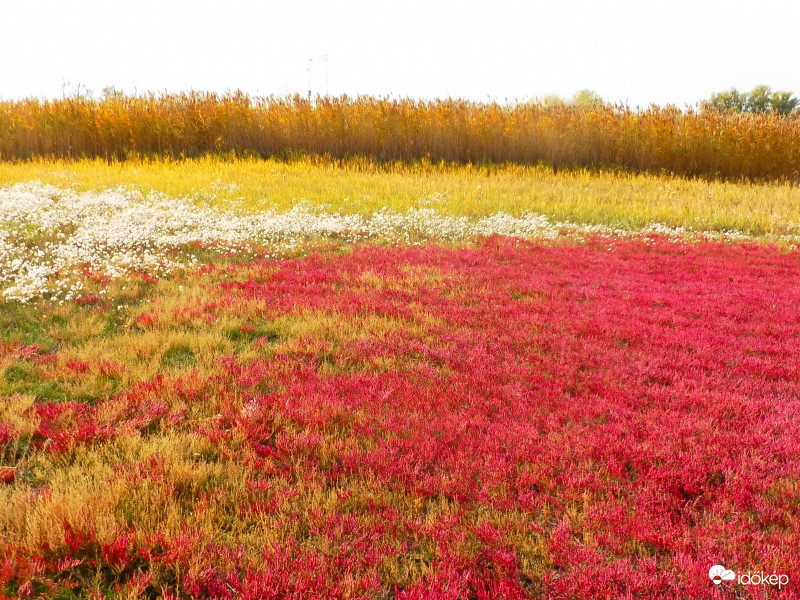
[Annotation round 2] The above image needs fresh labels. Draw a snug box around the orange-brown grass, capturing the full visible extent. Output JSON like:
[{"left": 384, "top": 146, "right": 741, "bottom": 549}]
[{"left": 2, "top": 93, "right": 800, "bottom": 182}]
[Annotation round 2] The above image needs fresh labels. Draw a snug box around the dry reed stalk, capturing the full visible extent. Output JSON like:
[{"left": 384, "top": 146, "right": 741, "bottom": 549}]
[{"left": 1, "top": 93, "right": 798, "bottom": 182}]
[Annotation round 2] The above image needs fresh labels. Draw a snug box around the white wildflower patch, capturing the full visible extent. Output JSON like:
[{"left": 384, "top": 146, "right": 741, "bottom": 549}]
[{"left": 0, "top": 182, "right": 794, "bottom": 303}]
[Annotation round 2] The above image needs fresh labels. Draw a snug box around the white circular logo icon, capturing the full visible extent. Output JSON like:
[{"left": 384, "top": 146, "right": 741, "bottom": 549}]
[{"left": 709, "top": 565, "right": 735, "bottom": 585}]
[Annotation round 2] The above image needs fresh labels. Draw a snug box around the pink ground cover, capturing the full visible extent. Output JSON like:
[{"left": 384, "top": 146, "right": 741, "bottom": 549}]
[{"left": 3, "top": 236, "right": 800, "bottom": 598}]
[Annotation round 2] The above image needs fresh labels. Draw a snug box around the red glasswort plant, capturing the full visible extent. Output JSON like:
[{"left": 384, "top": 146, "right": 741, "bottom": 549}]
[{"left": 2, "top": 236, "right": 799, "bottom": 598}]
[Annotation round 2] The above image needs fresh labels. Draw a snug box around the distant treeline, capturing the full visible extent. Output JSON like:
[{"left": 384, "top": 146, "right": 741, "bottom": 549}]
[
  {"left": 702, "top": 85, "right": 799, "bottom": 117},
  {"left": 1, "top": 93, "right": 799, "bottom": 182}
]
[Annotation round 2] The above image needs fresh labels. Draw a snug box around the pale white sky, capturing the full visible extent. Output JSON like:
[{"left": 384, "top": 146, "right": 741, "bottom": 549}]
[{"left": 1, "top": 0, "right": 798, "bottom": 107}]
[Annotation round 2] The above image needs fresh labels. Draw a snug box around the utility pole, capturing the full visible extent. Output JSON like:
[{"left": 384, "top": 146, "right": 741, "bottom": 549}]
[
  {"left": 307, "top": 57, "right": 312, "bottom": 101},
  {"left": 307, "top": 54, "right": 330, "bottom": 101},
  {"left": 324, "top": 54, "right": 329, "bottom": 97}
]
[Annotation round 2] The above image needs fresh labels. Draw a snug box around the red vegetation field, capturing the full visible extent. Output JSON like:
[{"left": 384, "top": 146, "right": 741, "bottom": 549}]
[{"left": 2, "top": 237, "right": 800, "bottom": 598}]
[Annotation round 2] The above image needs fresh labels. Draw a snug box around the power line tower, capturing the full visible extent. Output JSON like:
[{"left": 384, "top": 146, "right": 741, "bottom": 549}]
[{"left": 307, "top": 54, "right": 330, "bottom": 101}]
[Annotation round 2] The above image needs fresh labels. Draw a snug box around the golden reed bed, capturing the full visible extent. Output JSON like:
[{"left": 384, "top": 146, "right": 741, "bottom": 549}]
[{"left": 1, "top": 93, "right": 799, "bottom": 183}]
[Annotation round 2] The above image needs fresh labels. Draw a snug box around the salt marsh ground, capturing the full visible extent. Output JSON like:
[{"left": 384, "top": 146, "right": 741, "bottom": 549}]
[{"left": 1, "top": 156, "right": 799, "bottom": 599}]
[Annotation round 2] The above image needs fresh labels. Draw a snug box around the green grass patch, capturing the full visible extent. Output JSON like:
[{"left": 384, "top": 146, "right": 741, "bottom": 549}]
[{"left": 161, "top": 346, "right": 196, "bottom": 369}]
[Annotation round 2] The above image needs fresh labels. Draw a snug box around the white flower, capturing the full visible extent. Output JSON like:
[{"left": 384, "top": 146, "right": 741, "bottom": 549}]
[{"left": 1, "top": 181, "right": 795, "bottom": 302}]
